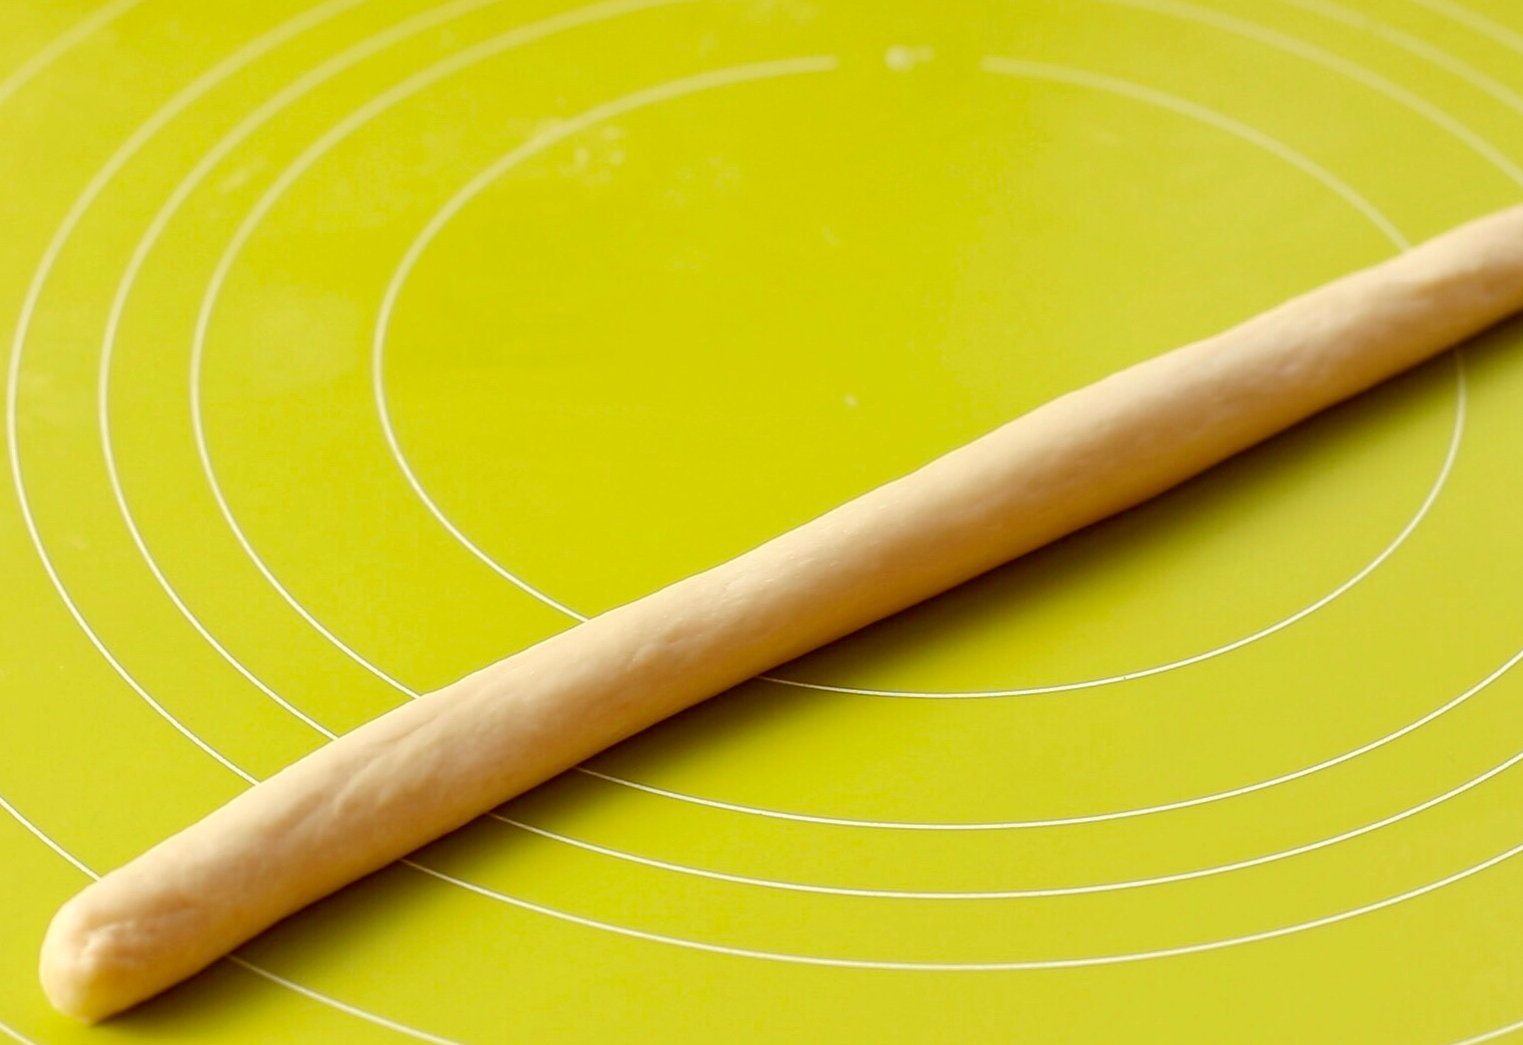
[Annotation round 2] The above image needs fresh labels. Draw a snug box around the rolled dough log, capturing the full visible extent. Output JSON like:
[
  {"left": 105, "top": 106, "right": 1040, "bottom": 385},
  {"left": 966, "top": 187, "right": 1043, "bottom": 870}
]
[{"left": 40, "top": 204, "right": 1523, "bottom": 1021}]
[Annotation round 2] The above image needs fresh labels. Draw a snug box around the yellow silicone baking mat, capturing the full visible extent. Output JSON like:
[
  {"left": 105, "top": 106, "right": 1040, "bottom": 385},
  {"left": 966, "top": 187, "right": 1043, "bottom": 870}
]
[{"left": 3, "top": 0, "right": 1522, "bottom": 1041}]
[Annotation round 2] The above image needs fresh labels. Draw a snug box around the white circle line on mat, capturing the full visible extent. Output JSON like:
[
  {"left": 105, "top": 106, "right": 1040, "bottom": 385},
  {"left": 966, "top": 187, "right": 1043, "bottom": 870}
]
[
  {"left": 17, "top": 0, "right": 1511, "bottom": 1033},
  {"left": 16, "top": 20, "right": 1523, "bottom": 957},
  {"left": 1278, "top": 0, "right": 1523, "bottom": 117},
  {"left": 1107, "top": 0, "right": 1523, "bottom": 187},
  {"left": 727, "top": 0, "right": 1523, "bottom": 696},
  {"left": 367, "top": 51, "right": 1472, "bottom": 701},
  {"left": 0, "top": 1015, "right": 40, "bottom": 1045},
  {"left": 191, "top": 55, "right": 840, "bottom": 691},
  {"left": 92, "top": 16, "right": 1517, "bottom": 873},
  {"left": 1447, "top": 1018, "right": 1523, "bottom": 1045},
  {"left": 17, "top": 0, "right": 1523, "bottom": 944},
  {"left": 409, "top": 839, "right": 1523, "bottom": 969},
  {"left": 4, "top": 781, "right": 1522, "bottom": 977},
  {"left": 354, "top": 0, "right": 1523, "bottom": 705},
  {"left": 570, "top": 642, "right": 1523, "bottom": 830},
  {"left": 0, "top": 791, "right": 475, "bottom": 1045},
  {"left": 101, "top": 0, "right": 708, "bottom": 734},
  {"left": 6, "top": 0, "right": 378, "bottom": 785},
  {"left": 7, "top": 0, "right": 1523, "bottom": 1012},
  {"left": 554, "top": 0, "right": 1523, "bottom": 806},
  {"left": 206, "top": 15, "right": 1506, "bottom": 823},
  {"left": 182, "top": 0, "right": 712, "bottom": 698},
  {"left": 64, "top": 30, "right": 1523, "bottom": 958},
  {"left": 1, "top": 0, "right": 1000, "bottom": 1035},
  {"left": 20, "top": 15, "right": 1348, "bottom": 1019},
  {"left": 25, "top": 0, "right": 806, "bottom": 1006},
  {"left": 0, "top": 793, "right": 91, "bottom": 879},
  {"left": 0, "top": 0, "right": 142, "bottom": 110},
  {"left": 0, "top": 3, "right": 536, "bottom": 1042},
  {"left": 490, "top": 729, "right": 1523, "bottom": 896},
  {"left": 1405, "top": 0, "right": 1523, "bottom": 60},
  {"left": 3, "top": 955, "right": 1519, "bottom": 1045},
  {"left": 10, "top": 760, "right": 1523, "bottom": 1042},
  {"left": 766, "top": 55, "right": 1451, "bottom": 698}
]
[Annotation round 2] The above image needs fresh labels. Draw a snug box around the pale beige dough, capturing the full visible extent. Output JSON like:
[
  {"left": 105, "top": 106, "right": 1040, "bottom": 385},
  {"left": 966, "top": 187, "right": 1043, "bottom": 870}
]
[{"left": 40, "top": 204, "right": 1523, "bottom": 1022}]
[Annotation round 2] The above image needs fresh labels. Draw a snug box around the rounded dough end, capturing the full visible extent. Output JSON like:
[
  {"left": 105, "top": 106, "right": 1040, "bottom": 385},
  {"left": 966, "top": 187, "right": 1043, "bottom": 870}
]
[{"left": 39, "top": 891, "right": 139, "bottom": 1023}]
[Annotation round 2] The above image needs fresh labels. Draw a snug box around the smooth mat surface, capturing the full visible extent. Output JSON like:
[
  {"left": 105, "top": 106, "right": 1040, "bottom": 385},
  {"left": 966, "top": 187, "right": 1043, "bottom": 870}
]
[{"left": 1, "top": 0, "right": 1521, "bottom": 1041}]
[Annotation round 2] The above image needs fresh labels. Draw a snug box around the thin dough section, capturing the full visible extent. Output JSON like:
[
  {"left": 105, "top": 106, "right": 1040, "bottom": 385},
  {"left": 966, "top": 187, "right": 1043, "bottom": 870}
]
[{"left": 40, "top": 204, "right": 1523, "bottom": 1022}]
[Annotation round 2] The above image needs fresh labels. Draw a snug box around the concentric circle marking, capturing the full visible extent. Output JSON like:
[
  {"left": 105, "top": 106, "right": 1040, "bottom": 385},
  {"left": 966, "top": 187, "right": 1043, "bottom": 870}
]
[
  {"left": 1446, "top": 1018, "right": 1523, "bottom": 1045},
  {"left": 75, "top": 0, "right": 1494, "bottom": 1009},
  {"left": 7, "top": 0, "right": 378, "bottom": 784},
  {"left": 490, "top": 730, "right": 1523, "bottom": 895},
  {"left": 0, "top": 1, "right": 648, "bottom": 1040},
  {"left": 0, "top": 0, "right": 482, "bottom": 1034},
  {"left": 29, "top": 32, "right": 1523, "bottom": 968},
  {"left": 101, "top": 0, "right": 710, "bottom": 736},
  {"left": 1106, "top": 0, "right": 1523, "bottom": 187},
  {"left": 0, "top": 790, "right": 476, "bottom": 1045},
  {"left": 4, "top": 0, "right": 1522, "bottom": 1036},
  {"left": 80, "top": 0, "right": 1523, "bottom": 974},
  {"left": 78, "top": 0, "right": 1523, "bottom": 902},
  {"left": 0, "top": 1014, "right": 41, "bottom": 1045},
  {"left": 193, "top": 55, "right": 841, "bottom": 683},
  {"left": 360, "top": 0, "right": 1523, "bottom": 703},
  {"left": 369, "top": 53, "right": 1469, "bottom": 703},
  {"left": 569, "top": 642, "right": 1522, "bottom": 829},
  {"left": 359, "top": 29, "right": 1503, "bottom": 823},
  {"left": 192, "top": 1, "right": 1517, "bottom": 825},
  {"left": 4, "top": 779, "right": 1523, "bottom": 975},
  {"left": 1404, "top": 0, "right": 1523, "bottom": 60},
  {"left": 185, "top": 0, "right": 712, "bottom": 698},
  {"left": 5, "top": 784, "right": 1521, "bottom": 1045},
  {"left": 542, "top": 1, "right": 1523, "bottom": 811},
  {"left": 0, "top": 0, "right": 142, "bottom": 110},
  {"left": 0, "top": 0, "right": 484, "bottom": 1034},
  {"left": 1278, "top": 0, "right": 1523, "bottom": 118},
  {"left": 407, "top": 837, "right": 1523, "bottom": 970}
]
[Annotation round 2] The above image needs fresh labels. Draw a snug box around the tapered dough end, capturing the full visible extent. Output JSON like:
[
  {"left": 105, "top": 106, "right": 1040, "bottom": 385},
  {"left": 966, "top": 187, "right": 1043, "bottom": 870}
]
[{"left": 40, "top": 887, "right": 162, "bottom": 1023}]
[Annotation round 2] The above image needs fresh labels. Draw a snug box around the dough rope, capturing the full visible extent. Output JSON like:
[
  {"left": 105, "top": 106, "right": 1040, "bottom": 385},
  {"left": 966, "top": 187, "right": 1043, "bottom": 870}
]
[{"left": 39, "top": 203, "right": 1523, "bottom": 1022}]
